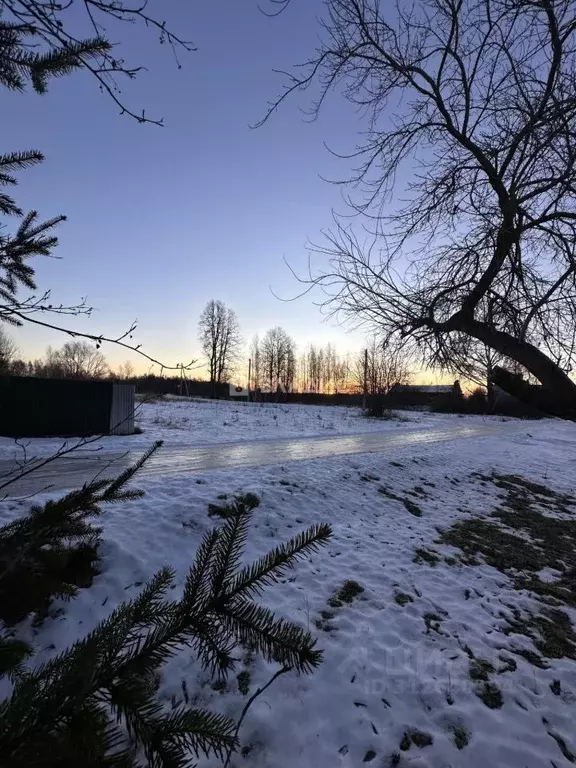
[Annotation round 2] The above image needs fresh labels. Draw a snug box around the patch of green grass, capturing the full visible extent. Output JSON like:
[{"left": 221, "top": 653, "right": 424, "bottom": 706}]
[
  {"left": 321, "top": 581, "right": 365, "bottom": 629},
  {"left": 439, "top": 473, "right": 576, "bottom": 603},
  {"left": 462, "top": 644, "right": 475, "bottom": 659},
  {"left": 505, "top": 606, "right": 576, "bottom": 660},
  {"left": 423, "top": 612, "right": 442, "bottom": 634},
  {"left": 497, "top": 655, "right": 517, "bottom": 673},
  {"left": 394, "top": 592, "right": 414, "bottom": 607},
  {"left": 314, "top": 617, "right": 336, "bottom": 633},
  {"left": 237, "top": 670, "right": 251, "bottom": 695},
  {"left": 452, "top": 725, "right": 470, "bottom": 750},
  {"left": 493, "top": 473, "right": 562, "bottom": 500},
  {"left": 475, "top": 681, "right": 503, "bottom": 709},
  {"left": 439, "top": 517, "right": 543, "bottom": 572},
  {"left": 334, "top": 579, "right": 364, "bottom": 604},
  {"left": 532, "top": 609, "right": 576, "bottom": 659},
  {"left": 469, "top": 658, "right": 494, "bottom": 681},
  {"left": 509, "top": 646, "right": 548, "bottom": 668},
  {"left": 399, "top": 730, "right": 434, "bottom": 750},
  {"left": 471, "top": 472, "right": 492, "bottom": 482},
  {"left": 548, "top": 731, "right": 575, "bottom": 762},
  {"left": 378, "top": 486, "right": 403, "bottom": 502},
  {"left": 410, "top": 730, "right": 434, "bottom": 748},
  {"left": 413, "top": 547, "right": 440, "bottom": 566},
  {"left": 404, "top": 499, "right": 423, "bottom": 517},
  {"left": 550, "top": 679, "right": 562, "bottom": 696}
]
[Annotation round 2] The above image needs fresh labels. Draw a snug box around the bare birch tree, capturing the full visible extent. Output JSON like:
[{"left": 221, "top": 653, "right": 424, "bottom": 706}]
[
  {"left": 261, "top": 327, "right": 296, "bottom": 393},
  {"left": 0, "top": 326, "right": 17, "bottom": 373},
  {"left": 250, "top": 335, "right": 263, "bottom": 391},
  {"left": 52, "top": 341, "right": 108, "bottom": 379},
  {"left": 198, "top": 300, "right": 242, "bottom": 396}
]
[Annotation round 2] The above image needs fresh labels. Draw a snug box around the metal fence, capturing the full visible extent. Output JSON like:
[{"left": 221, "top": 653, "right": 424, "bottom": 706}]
[
  {"left": 0, "top": 376, "right": 135, "bottom": 437},
  {"left": 110, "top": 383, "right": 136, "bottom": 435}
]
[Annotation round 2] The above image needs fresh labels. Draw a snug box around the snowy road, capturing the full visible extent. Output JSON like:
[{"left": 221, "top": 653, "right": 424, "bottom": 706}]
[{"left": 1, "top": 422, "right": 510, "bottom": 495}]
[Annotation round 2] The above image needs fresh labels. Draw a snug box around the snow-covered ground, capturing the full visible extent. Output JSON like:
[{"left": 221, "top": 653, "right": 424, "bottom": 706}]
[
  {"left": 137, "top": 397, "right": 435, "bottom": 446},
  {"left": 0, "top": 395, "right": 524, "bottom": 459},
  {"left": 1, "top": 401, "right": 576, "bottom": 767}
]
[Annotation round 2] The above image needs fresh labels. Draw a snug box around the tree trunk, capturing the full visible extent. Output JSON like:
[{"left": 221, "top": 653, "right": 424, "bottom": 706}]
[{"left": 448, "top": 314, "right": 576, "bottom": 417}]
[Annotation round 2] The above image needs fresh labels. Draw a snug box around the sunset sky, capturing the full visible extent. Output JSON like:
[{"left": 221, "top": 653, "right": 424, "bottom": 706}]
[{"left": 3, "top": 0, "right": 446, "bottom": 382}]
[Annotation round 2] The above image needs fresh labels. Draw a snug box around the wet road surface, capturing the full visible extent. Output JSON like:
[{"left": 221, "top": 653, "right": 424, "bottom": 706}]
[{"left": 0, "top": 423, "right": 506, "bottom": 496}]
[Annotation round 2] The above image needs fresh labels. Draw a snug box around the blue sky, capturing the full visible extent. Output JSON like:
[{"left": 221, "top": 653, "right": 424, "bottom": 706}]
[{"left": 5, "top": 0, "right": 383, "bottom": 373}]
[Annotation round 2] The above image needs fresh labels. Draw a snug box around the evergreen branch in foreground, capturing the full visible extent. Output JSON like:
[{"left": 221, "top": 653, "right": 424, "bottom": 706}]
[
  {"left": 0, "top": 489, "right": 332, "bottom": 765},
  {"left": 0, "top": 443, "right": 159, "bottom": 625}
]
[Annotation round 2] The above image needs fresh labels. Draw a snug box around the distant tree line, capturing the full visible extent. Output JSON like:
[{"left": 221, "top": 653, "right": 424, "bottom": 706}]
[{"left": 2, "top": 307, "right": 415, "bottom": 395}]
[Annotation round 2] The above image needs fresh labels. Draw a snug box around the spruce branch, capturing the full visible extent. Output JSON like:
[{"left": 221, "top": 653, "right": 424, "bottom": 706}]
[
  {"left": 150, "top": 707, "right": 237, "bottom": 761},
  {"left": 0, "top": 463, "right": 332, "bottom": 765},
  {"left": 0, "top": 635, "right": 32, "bottom": 679},
  {"left": 220, "top": 599, "right": 323, "bottom": 672},
  {"left": 97, "top": 440, "right": 162, "bottom": 501},
  {"left": 210, "top": 506, "right": 252, "bottom": 599},
  {"left": 0, "top": 443, "right": 159, "bottom": 625},
  {"left": 227, "top": 522, "right": 333, "bottom": 599}
]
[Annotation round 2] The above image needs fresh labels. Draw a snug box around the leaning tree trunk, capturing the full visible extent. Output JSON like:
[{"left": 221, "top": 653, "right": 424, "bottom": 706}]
[{"left": 448, "top": 314, "right": 576, "bottom": 419}]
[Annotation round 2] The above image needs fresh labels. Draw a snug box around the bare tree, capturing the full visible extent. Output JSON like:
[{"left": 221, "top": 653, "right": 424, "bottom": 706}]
[
  {"left": 52, "top": 341, "right": 108, "bottom": 379},
  {"left": 261, "top": 327, "right": 296, "bottom": 393},
  {"left": 250, "top": 335, "right": 263, "bottom": 391},
  {"left": 0, "top": 2, "right": 193, "bottom": 125},
  {"left": 295, "top": 343, "right": 351, "bottom": 393},
  {"left": 198, "top": 300, "right": 242, "bottom": 396},
  {"left": 267, "top": 0, "right": 576, "bottom": 413},
  {"left": 0, "top": 326, "right": 17, "bottom": 373},
  {"left": 118, "top": 360, "right": 135, "bottom": 380},
  {"left": 307, "top": 345, "right": 323, "bottom": 392},
  {"left": 332, "top": 353, "right": 351, "bottom": 394},
  {"left": 353, "top": 338, "right": 411, "bottom": 396}
]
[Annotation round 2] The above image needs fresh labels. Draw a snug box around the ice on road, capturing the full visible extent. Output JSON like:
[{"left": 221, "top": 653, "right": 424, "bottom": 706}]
[{"left": 0, "top": 422, "right": 510, "bottom": 495}]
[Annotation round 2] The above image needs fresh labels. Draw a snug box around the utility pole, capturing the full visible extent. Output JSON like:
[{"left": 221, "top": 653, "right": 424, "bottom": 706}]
[
  {"left": 248, "top": 357, "right": 252, "bottom": 402},
  {"left": 362, "top": 348, "right": 368, "bottom": 410}
]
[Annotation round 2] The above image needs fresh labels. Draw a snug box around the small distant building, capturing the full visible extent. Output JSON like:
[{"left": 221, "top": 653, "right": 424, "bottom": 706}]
[
  {"left": 390, "top": 384, "right": 455, "bottom": 395},
  {"left": 388, "top": 382, "right": 459, "bottom": 409}
]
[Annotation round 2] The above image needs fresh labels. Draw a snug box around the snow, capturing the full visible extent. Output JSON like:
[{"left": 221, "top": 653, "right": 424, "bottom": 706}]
[
  {"left": 0, "top": 396, "right": 519, "bottom": 460},
  {"left": 1, "top": 401, "right": 576, "bottom": 767}
]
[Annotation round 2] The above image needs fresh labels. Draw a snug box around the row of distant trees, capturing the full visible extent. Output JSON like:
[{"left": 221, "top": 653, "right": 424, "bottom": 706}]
[
  {"left": 0, "top": 328, "right": 134, "bottom": 381},
  {"left": 199, "top": 299, "right": 412, "bottom": 395},
  {"left": 1, "top": 310, "right": 412, "bottom": 394},
  {"left": 197, "top": 299, "right": 412, "bottom": 394}
]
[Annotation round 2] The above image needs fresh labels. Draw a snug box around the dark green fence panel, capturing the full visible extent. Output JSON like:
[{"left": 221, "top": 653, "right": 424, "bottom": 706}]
[{"left": 0, "top": 376, "right": 114, "bottom": 437}]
